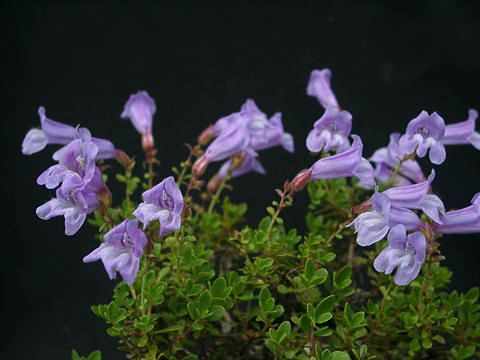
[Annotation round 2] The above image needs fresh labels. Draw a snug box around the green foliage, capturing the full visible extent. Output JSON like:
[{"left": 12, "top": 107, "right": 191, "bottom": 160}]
[
  {"left": 71, "top": 350, "right": 102, "bottom": 360},
  {"left": 85, "top": 160, "right": 479, "bottom": 359}
]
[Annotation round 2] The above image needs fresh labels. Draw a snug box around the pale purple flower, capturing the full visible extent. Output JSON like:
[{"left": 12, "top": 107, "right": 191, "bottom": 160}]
[
  {"left": 373, "top": 224, "right": 426, "bottom": 286},
  {"left": 442, "top": 109, "right": 480, "bottom": 150},
  {"left": 398, "top": 111, "right": 447, "bottom": 164},
  {"left": 83, "top": 219, "right": 148, "bottom": 285},
  {"left": 206, "top": 113, "right": 251, "bottom": 162},
  {"left": 382, "top": 171, "right": 445, "bottom": 223},
  {"left": 241, "top": 100, "right": 294, "bottom": 153},
  {"left": 36, "top": 170, "right": 103, "bottom": 235},
  {"left": 435, "top": 193, "right": 480, "bottom": 234},
  {"left": 306, "top": 107, "right": 352, "bottom": 153},
  {"left": 37, "top": 129, "right": 99, "bottom": 189},
  {"left": 133, "top": 176, "right": 184, "bottom": 237},
  {"left": 306, "top": 69, "right": 339, "bottom": 109},
  {"left": 22, "top": 107, "right": 116, "bottom": 158},
  {"left": 350, "top": 192, "right": 422, "bottom": 246},
  {"left": 309, "top": 135, "right": 375, "bottom": 189},
  {"left": 371, "top": 133, "right": 425, "bottom": 185},
  {"left": 121, "top": 91, "right": 156, "bottom": 136}
]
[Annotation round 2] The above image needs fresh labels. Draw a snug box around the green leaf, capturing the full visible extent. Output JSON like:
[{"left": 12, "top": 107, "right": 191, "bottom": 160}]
[
  {"left": 271, "top": 321, "right": 291, "bottom": 344},
  {"left": 331, "top": 351, "right": 351, "bottom": 360},
  {"left": 259, "top": 288, "right": 275, "bottom": 312},
  {"left": 316, "top": 312, "right": 333, "bottom": 324},
  {"left": 210, "top": 277, "right": 231, "bottom": 299},
  {"left": 87, "top": 351, "right": 102, "bottom": 360},
  {"left": 316, "top": 295, "right": 336, "bottom": 315},
  {"left": 334, "top": 266, "right": 352, "bottom": 289},
  {"left": 72, "top": 350, "right": 82, "bottom": 360}
]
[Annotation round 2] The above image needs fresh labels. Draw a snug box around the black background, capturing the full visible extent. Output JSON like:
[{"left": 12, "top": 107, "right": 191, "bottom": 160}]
[{"left": 2, "top": 1, "right": 480, "bottom": 359}]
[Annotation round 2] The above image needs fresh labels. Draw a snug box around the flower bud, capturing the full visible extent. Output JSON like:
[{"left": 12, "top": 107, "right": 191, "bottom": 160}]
[
  {"left": 198, "top": 125, "right": 215, "bottom": 145},
  {"left": 290, "top": 168, "right": 312, "bottom": 192},
  {"left": 207, "top": 174, "right": 222, "bottom": 193},
  {"left": 192, "top": 155, "right": 209, "bottom": 178}
]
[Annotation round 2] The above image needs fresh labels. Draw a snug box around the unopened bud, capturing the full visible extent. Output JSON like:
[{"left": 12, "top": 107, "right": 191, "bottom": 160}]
[
  {"left": 192, "top": 155, "right": 209, "bottom": 178},
  {"left": 115, "top": 149, "right": 135, "bottom": 170},
  {"left": 198, "top": 125, "right": 215, "bottom": 145},
  {"left": 142, "top": 133, "right": 155, "bottom": 153},
  {"left": 97, "top": 185, "right": 112, "bottom": 212},
  {"left": 290, "top": 168, "right": 312, "bottom": 192},
  {"left": 207, "top": 174, "right": 223, "bottom": 193}
]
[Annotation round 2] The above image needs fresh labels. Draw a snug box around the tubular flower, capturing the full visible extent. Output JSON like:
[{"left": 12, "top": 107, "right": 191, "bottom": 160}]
[
  {"left": 373, "top": 224, "right": 427, "bottom": 286},
  {"left": 309, "top": 135, "right": 375, "bottom": 189},
  {"left": 435, "top": 193, "right": 480, "bottom": 234},
  {"left": 442, "top": 109, "right": 480, "bottom": 150},
  {"left": 22, "top": 107, "right": 116, "bottom": 158},
  {"left": 121, "top": 91, "right": 156, "bottom": 137},
  {"left": 382, "top": 171, "right": 445, "bottom": 223},
  {"left": 306, "top": 68, "right": 339, "bottom": 109},
  {"left": 133, "top": 176, "right": 184, "bottom": 237},
  {"left": 37, "top": 129, "right": 99, "bottom": 189},
  {"left": 349, "top": 192, "right": 422, "bottom": 246},
  {"left": 370, "top": 133, "right": 425, "bottom": 185},
  {"left": 306, "top": 107, "right": 352, "bottom": 153},
  {"left": 240, "top": 99, "right": 294, "bottom": 153},
  {"left": 83, "top": 220, "right": 148, "bottom": 285},
  {"left": 398, "top": 111, "right": 447, "bottom": 164},
  {"left": 36, "top": 170, "right": 104, "bottom": 235}
]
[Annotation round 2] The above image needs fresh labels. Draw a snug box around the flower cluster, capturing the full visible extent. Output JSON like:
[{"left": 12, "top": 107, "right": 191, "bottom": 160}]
[
  {"left": 23, "top": 94, "right": 184, "bottom": 284},
  {"left": 193, "top": 99, "right": 294, "bottom": 187},
  {"left": 289, "top": 68, "right": 480, "bottom": 285}
]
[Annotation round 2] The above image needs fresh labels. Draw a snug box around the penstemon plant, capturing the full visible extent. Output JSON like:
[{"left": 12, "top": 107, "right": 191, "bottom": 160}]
[{"left": 22, "top": 70, "right": 480, "bottom": 360}]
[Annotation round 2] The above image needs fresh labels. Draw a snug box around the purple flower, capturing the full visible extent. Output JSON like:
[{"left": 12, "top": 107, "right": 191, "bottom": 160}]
[
  {"left": 306, "top": 69, "right": 339, "bottom": 109},
  {"left": 36, "top": 170, "right": 103, "bottom": 235},
  {"left": 22, "top": 107, "right": 116, "bottom": 158},
  {"left": 350, "top": 192, "right": 422, "bottom": 246},
  {"left": 309, "top": 135, "right": 375, "bottom": 189},
  {"left": 442, "top": 109, "right": 480, "bottom": 150},
  {"left": 399, "top": 111, "right": 447, "bottom": 164},
  {"left": 306, "top": 107, "right": 352, "bottom": 153},
  {"left": 373, "top": 224, "right": 426, "bottom": 286},
  {"left": 133, "top": 176, "right": 184, "bottom": 237},
  {"left": 37, "top": 129, "right": 99, "bottom": 189},
  {"left": 371, "top": 133, "right": 426, "bottom": 185},
  {"left": 83, "top": 220, "right": 148, "bottom": 285},
  {"left": 241, "top": 100, "right": 294, "bottom": 153},
  {"left": 121, "top": 91, "right": 156, "bottom": 136},
  {"left": 382, "top": 171, "right": 445, "bottom": 223},
  {"left": 435, "top": 193, "right": 480, "bottom": 234}
]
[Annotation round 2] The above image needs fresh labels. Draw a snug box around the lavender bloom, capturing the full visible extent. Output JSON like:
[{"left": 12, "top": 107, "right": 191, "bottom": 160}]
[
  {"left": 442, "top": 109, "right": 480, "bottom": 150},
  {"left": 241, "top": 100, "right": 294, "bottom": 153},
  {"left": 22, "top": 107, "right": 116, "bottom": 158},
  {"left": 350, "top": 192, "right": 422, "bottom": 246},
  {"left": 36, "top": 171, "right": 103, "bottom": 235},
  {"left": 435, "top": 193, "right": 480, "bottom": 234},
  {"left": 382, "top": 171, "right": 445, "bottom": 223},
  {"left": 83, "top": 220, "right": 148, "bottom": 285},
  {"left": 121, "top": 91, "right": 156, "bottom": 136},
  {"left": 133, "top": 176, "right": 184, "bottom": 237},
  {"left": 310, "top": 135, "right": 375, "bottom": 189},
  {"left": 371, "top": 133, "right": 425, "bottom": 185},
  {"left": 206, "top": 113, "right": 251, "bottom": 162},
  {"left": 37, "top": 130, "right": 99, "bottom": 189},
  {"left": 373, "top": 224, "right": 426, "bottom": 286},
  {"left": 399, "top": 111, "right": 447, "bottom": 164},
  {"left": 306, "top": 69, "right": 339, "bottom": 109},
  {"left": 306, "top": 107, "right": 352, "bottom": 153}
]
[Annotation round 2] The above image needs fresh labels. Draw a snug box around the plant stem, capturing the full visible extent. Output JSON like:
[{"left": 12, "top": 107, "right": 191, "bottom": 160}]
[{"left": 207, "top": 174, "right": 230, "bottom": 213}]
